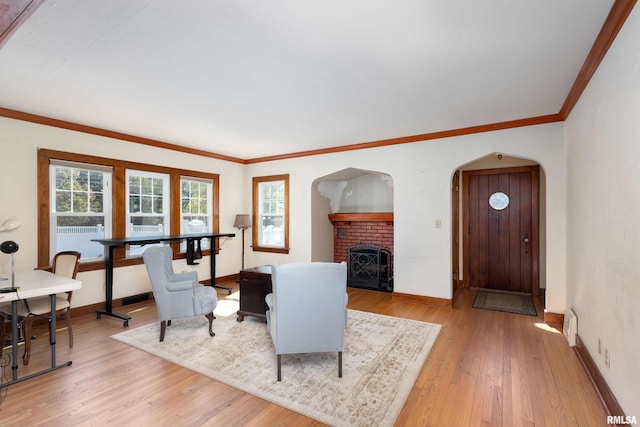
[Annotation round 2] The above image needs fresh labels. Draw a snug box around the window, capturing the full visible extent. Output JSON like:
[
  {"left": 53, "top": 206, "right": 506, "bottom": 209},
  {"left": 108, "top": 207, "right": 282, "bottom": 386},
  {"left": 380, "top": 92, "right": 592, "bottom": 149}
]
[
  {"left": 252, "top": 174, "right": 289, "bottom": 253},
  {"left": 180, "top": 177, "right": 213, "bottom": 250},
  {"left": 126, "top": 170, "right": 170, "bottom": 256},
  {"left": 50, "top": 161, "right": 112, "bottom": 261},
  {"left": 37, "top": 149, "right": 220, "bottom": 272}
]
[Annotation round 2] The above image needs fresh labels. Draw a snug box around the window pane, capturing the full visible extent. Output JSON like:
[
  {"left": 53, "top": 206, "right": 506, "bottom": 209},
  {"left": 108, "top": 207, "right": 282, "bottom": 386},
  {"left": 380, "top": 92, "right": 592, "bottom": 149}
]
[
  {"left": 153, "top": 196, "right": 163, "bottom": 213},
  {"left": 126, "top": 170, "right": 170, "bottom": 255},
  {"left": 56, "top": 192, "right": 71, "bottom": 212},
  {"left": 50, "top": 163, "right": 112, "bottom": 261},
  {"left": 129, "top": 176, "right": 140, "bottom": 194},
  {"left": 56, "top": 168, "right": 72, "bottom": 190},
  {"left": 74, "top": 170, "right": 88, "bottom": 191},
  {"left": 129, "top": 195, "right": 140, "bottom": 213},
  {"left": 180, "top": 178, "right": 213, "bottom": 251},
  {"left": 55, "top": 216, "right": 106, "bottom": 260},
  {"left": 90, "top": 193, "right": 103, "bottom": 213},
  {"left": 141, "top": 177, "right": 152, "bottom": 195},
  {"left": 153, "top": 178, "right": 163, "bottom": 195},
  {"left": 141, "top": 196, "right": 152, "bottom": 213},
  {"left": 72, "top": 192, "right": 87, "bottom": 212},
  {"left": 89, "top": 171, "right": 103, "bottom": 192}
]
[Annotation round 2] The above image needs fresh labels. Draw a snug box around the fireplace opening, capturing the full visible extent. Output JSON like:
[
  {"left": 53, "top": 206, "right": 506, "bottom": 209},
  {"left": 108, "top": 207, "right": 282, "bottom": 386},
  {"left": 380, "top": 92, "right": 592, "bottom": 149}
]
[{"left": 347, "top": 244, "right": 393, "bottom": 292}]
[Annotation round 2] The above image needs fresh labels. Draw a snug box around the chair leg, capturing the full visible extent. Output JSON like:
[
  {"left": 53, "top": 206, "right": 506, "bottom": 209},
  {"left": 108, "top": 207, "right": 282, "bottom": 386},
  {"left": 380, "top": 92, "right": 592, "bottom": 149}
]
[
  {"left": 338, "top": 351, "right": 343, "bottom": 378},
  {"left": 277, "top": 354, "right": 282, "bottom": 381},
  {"left": 22, "top": 317, "right": 34, "bottom": 365},
  {"left": 65, "top": 309, "right": 73, "bottom": 348},
  {"left": 159, "top": 320, "right": 167, "bottom": 342},
  {"left": 205, "top": 312, "right": 215, "bottom": 337}
]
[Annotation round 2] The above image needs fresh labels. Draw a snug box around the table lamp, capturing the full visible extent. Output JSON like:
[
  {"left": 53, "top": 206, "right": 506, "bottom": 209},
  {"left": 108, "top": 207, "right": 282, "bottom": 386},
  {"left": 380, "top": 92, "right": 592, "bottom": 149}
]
[
  {"left": 233, "top": 214, "right": 251, "bottom": 270},
  {"left": 1, "top": 240, "right": 19, "bottom": 291}
]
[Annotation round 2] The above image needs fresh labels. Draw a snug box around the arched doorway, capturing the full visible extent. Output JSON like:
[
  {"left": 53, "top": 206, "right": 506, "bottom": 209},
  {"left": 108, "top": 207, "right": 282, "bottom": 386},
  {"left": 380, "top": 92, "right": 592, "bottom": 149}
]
[{"left": 452, "top": 153, "right": 546, "bottom": 298}]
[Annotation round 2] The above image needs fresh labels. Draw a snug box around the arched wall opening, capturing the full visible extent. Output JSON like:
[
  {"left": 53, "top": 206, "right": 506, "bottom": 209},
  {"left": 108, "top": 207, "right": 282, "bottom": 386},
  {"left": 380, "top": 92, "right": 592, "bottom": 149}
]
[{"left": 311, "top": 168, "right": 394, "bottom": 265}]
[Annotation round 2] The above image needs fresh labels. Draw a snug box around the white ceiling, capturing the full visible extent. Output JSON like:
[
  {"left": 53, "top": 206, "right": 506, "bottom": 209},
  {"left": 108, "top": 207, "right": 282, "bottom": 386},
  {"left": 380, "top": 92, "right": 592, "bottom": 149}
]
[{"left": 0, "top": 0, "right": 615, "bottom": 160}]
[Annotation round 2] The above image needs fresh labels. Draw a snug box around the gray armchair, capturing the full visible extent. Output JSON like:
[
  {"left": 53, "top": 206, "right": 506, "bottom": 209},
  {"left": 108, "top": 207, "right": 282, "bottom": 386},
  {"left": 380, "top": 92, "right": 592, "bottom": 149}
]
[
  {"left": 142, "top": 246, "right": 217, "bottom": 342},
  {"left": 265, "top": 262, "right": 348, "bottom": 381}
]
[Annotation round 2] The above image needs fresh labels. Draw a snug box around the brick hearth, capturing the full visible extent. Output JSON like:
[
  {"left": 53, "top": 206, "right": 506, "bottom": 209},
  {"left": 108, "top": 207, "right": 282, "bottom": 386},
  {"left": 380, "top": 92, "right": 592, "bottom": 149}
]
[{"left": 328, "top": 213, "right": 394, "bottom": 263}]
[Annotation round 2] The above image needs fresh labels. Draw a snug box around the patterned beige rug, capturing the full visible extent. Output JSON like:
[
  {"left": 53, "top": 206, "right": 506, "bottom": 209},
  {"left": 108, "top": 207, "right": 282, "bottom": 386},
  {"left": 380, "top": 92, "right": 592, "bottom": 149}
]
[{"left": 112, "top": 302, "right": 441, "bottom": 427}]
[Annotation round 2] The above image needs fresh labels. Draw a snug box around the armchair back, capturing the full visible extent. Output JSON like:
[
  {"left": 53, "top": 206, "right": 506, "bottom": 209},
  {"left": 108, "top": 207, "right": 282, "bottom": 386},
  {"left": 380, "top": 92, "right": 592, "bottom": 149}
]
[{"left": 268, "top": 262, "right": 347, "bottom": 355}]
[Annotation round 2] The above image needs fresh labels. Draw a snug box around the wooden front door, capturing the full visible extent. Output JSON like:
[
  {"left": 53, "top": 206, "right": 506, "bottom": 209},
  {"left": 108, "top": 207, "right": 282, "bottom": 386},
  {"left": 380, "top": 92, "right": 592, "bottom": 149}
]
[{"left": 463, "top": 166, "right": 539, "bottom": 295}]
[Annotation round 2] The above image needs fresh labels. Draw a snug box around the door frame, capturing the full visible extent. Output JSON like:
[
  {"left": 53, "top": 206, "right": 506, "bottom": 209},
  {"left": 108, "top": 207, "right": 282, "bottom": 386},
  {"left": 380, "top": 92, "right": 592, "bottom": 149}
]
[
  {"left": 461, "top": 165, "right": 540, "bottom": 296},
  {"left": 451, "top": 170, "right": 460, "bottom": 297}
]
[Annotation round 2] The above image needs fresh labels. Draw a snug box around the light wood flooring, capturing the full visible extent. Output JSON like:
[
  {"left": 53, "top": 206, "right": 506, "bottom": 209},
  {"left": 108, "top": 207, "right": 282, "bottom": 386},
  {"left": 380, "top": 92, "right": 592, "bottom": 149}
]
[{"left": 0, "top": 283, "right": 608, "bottom": 426}]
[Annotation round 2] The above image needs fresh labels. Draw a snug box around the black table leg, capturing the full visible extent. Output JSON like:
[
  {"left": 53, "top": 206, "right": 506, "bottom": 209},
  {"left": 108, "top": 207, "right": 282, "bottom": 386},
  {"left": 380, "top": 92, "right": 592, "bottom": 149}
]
[
  {"left": 209, "top": 237, "right": 231, "bottom": 294},
  {"left": 95, "top": 245, "right": 131, "bottom": 327}
]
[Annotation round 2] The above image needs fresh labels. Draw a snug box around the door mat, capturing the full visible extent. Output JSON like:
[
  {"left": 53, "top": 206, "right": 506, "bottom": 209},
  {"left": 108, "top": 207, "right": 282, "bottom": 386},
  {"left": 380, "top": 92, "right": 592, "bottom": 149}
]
[{"left": 473, "top": 290, "right": 538, "bottom": 316}]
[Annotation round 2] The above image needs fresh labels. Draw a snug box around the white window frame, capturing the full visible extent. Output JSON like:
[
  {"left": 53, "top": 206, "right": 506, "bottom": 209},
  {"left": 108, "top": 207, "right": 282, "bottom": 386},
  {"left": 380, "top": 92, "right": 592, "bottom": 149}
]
[
  {"left": 126, "top": 169, "right": 170, "bottom": 256},
  {"left": 49, "top": 161, "right": 113, "bottom": 262},
  {"left": 180, "top": 176, "right": 213, "bottom": 251}
]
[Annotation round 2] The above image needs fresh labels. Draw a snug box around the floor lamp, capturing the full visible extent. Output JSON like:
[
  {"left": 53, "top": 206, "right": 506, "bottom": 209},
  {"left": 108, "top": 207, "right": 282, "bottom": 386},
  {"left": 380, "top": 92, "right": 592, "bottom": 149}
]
[{"left": 233, "top": 214, "right": 251, "bottom": 270}]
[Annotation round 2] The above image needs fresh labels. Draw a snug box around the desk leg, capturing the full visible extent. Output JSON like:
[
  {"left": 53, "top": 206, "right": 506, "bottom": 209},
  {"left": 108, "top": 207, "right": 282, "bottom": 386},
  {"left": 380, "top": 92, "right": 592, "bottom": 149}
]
[
  {"left": 0, "top": 296, "right": 73, "bottom": 389},
  {"left": 210, "top": 237, "right": 231, "bottom": 294},
  {"left": 95, "top": 245, "right": 132, "bottom": 327},
  {"left": 49, "top": 294, "right": 56, "bottom": 367},
  {"left": 10, "top": 300, "right": 18, "bottom": 381}
]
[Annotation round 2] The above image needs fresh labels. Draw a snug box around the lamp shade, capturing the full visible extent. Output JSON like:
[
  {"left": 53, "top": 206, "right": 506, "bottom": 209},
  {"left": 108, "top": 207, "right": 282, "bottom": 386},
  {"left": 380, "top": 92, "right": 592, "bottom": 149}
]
[
  {"left": 0, "top": 219, "right": 21, "bottom": 232},
  {"left": 0, "top": 240, "right": 19, "bottom": 254},
  {"left": 233, "top": 214, "right": 251, "bottom": 229}
]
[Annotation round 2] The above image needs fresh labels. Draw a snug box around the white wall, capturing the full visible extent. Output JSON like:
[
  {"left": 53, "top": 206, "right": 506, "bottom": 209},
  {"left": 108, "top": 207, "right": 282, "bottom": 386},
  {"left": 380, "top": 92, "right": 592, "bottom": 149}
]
[
  {"left": 339, "top": 173, "right": 394, "bottom": 213},
  {"left": 0, "top": 117, "right": 245, "bottom": 308},
  {"left": 245, "top": 123, "right": 566, "bottom": 306},
  {"left": 565, "top": 5, "right": 640, "bottom": 417},
  {"left": 0, "top": 109, "right": 566, "bottom": 314}
]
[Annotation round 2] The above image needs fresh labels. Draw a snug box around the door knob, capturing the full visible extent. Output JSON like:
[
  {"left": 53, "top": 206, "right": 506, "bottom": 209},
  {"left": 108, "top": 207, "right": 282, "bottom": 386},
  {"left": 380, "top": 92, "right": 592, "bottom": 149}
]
[{"left": 524, "top": 236, "right": 529, "bottom": 243}]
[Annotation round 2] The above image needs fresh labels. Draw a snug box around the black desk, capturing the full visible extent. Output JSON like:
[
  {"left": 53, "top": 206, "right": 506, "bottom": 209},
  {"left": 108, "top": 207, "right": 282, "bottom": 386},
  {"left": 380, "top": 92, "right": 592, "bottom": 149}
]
[{"left": 92, "top": 233, "right": 235, "bottom": 327}]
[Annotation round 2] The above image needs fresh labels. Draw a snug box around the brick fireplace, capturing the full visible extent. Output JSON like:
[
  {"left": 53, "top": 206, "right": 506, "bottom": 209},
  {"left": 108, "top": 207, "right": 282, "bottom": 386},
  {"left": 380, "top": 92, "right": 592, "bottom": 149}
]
[{"left": 329, "top": 212, "right": 394, "bottom": 291}]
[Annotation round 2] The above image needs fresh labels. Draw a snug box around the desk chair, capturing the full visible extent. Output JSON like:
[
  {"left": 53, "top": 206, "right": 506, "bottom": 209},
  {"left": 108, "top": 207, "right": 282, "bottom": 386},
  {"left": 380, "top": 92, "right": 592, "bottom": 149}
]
[{"left": 0, "top": 251, "right": 80, "bottom": 365}]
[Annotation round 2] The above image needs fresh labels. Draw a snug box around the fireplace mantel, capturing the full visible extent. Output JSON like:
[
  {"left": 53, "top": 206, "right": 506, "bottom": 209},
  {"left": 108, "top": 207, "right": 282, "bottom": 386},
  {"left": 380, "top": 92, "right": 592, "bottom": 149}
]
[{"left": 328, "top": 212, "right": 393, "bottom": 224}]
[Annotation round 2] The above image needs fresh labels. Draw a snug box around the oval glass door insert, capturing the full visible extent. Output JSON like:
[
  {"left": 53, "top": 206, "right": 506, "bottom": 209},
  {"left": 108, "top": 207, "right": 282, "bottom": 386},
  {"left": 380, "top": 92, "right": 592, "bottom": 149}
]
[{"left": 489, "top": 192, "right": 509, "bottom": 210}]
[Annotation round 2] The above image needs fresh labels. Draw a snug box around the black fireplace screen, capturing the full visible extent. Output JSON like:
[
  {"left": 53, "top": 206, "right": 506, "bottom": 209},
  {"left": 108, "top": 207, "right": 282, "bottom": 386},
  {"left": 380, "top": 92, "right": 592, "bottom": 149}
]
[{"left": 347, "top": 244, "right": 393, "bottom": 292}]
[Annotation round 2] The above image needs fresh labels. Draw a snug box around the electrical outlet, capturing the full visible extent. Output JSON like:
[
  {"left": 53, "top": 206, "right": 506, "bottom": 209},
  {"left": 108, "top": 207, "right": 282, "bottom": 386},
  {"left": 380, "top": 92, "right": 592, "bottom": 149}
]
[{"left": 605, "top": 348, "right": 610, "bottom": 368}]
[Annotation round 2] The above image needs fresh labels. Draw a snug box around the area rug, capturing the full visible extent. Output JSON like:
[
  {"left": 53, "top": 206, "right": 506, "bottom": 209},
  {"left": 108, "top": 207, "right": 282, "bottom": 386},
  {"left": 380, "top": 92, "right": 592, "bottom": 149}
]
[
  {"left": 473, "top": 290, "right": 538, "bottom": 316},
  {"left": 112, "top": 305, "right": 441, "bottom": 427}
]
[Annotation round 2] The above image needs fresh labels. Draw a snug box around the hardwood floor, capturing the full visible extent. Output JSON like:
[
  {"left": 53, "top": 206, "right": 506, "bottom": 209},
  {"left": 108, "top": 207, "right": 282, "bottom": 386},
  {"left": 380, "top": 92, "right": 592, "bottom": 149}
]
[{"left": 0, "top": 283, "right": 608, "bottom": 426}]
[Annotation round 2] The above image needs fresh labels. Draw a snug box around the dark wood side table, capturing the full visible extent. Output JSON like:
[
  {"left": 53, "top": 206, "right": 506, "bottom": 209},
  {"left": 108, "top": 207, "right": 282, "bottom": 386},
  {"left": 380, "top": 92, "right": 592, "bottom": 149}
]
[{"left": 237, "top": 265, "right": 272, "bottom": 322}]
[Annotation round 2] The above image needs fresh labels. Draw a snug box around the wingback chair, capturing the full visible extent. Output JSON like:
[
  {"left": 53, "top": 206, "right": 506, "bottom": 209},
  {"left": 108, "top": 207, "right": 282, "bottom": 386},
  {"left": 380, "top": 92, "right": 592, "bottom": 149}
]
[
  {"left": 265, "top": 262, "right": 348, "bottom": 381},
  {"left": 0, "top": 250, "right": 80, "bottom": 365},
  {"left": 142, "top": 246, "right": 217, "bottom": 342}
]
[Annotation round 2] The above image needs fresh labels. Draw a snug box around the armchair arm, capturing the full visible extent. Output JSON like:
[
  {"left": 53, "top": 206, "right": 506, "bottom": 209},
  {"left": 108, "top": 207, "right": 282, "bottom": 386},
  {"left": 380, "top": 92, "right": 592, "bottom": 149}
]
[
  {"left": 265, "top": 293, "right": 274, "bottom": 310},
  {"left": 171, "top": 270, "right": 198, "bottom": 282},
  {"left": 166, "top": 280, "right": 194, "bottom": 292}
]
